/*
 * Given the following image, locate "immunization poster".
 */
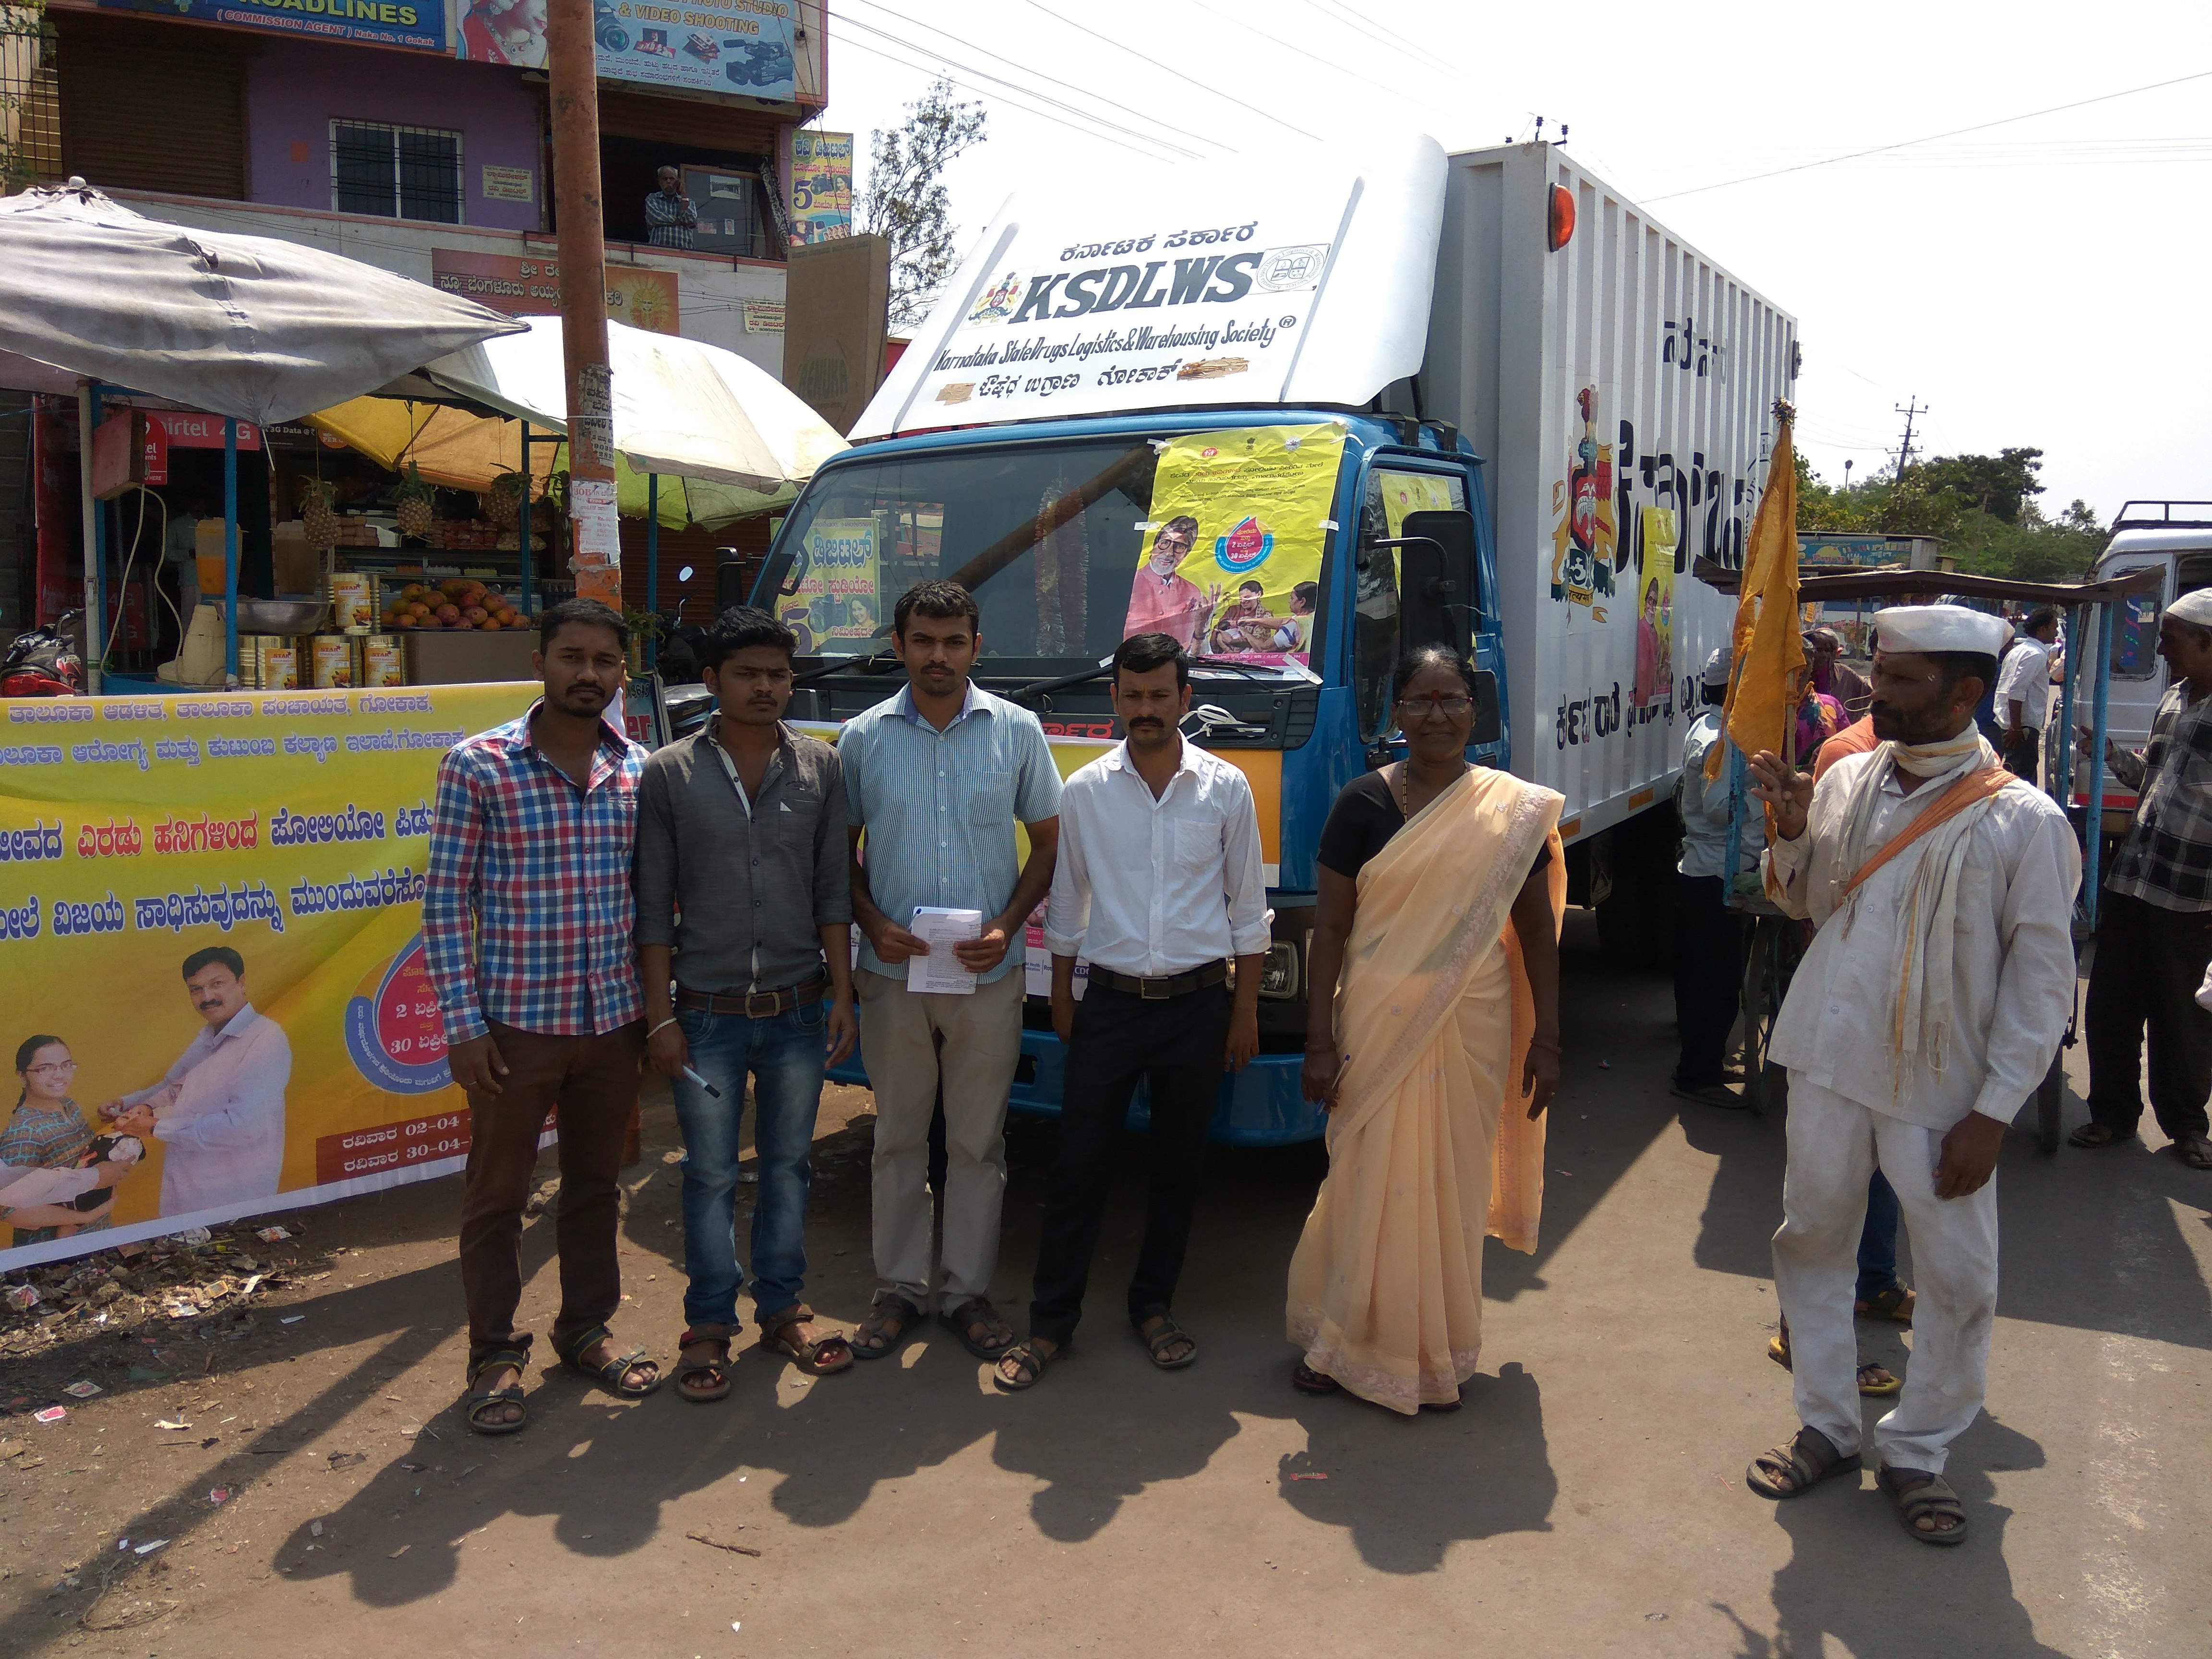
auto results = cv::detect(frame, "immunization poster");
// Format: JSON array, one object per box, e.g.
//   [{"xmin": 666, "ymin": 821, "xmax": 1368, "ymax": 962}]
[
  {"xmin": 775, "ymin": 517, "xmax": 880, "ymax": 654},
  {"xmin": 0, "ymin": 683, "xmax": 535, "ymax": 1270},
  {"xmin": 1125, "ymin": 423, "xmax": 1344, "ymax": 667}
]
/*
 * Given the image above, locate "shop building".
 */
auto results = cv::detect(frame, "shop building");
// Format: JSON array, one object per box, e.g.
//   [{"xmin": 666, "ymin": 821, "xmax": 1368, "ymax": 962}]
[{"xmin": 2, "ymin": 0, "xmax": 840, "ymax": 656}]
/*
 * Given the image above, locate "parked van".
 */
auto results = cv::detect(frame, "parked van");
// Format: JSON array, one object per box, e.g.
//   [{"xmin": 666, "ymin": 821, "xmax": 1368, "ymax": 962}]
[{"xmin": 2075, "ymin": 500, "xmax": 2212, "ymax": 808}]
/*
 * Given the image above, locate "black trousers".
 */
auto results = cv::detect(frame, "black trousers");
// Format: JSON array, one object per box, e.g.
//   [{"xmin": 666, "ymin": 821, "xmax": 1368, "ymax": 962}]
[
  {"xmin": 1027, "ymin": 981, "xmax": 1229, "ymax": 1344},
  {"xmin": 1673, "ymin": 873, "xmax": 1746, "ymax": 1088},
  {"xmin": 2002, "ymin": 726, "xmax": 2041, "ymax": 782},
  {"xmin": 2086, "ymin": 890, "xmax": 2212, "ymax": 1142}
]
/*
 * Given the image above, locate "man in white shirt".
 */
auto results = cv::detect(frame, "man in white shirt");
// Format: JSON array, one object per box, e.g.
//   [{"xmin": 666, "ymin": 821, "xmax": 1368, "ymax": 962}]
[
  {"xmin": 1996, "ymin": 606, "xmax": 2060, "ymax": 781},
  {"xmin": 106, "ymin": 947, "xmax": 291, "ymax": 1218},
  {"xmin": 1741, "ymin": 604, "xmax": 2079, "ymax": 1547},
  {"xmin": 993, "ymin": 633, "xmax": 1269, "ymax": 1391}
]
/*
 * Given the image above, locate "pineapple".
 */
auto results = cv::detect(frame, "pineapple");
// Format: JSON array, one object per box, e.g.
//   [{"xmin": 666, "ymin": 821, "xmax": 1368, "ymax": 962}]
[
  {"xmin": 299, "ymin": 478, "xmax": 339, "ymax": 553},
  {"xmin": 479, "ymin": 470, "xmax": 526, "ymax": 529},
  {"xmin": 395, "ymin": 463, "xmax": 436, "ymax": 542}
]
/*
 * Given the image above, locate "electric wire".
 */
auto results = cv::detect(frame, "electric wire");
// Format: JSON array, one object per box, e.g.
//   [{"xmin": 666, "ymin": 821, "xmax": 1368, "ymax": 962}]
[
  {"xmin": 1018, "ymin": 0, "xmax": 1323, "ymax": 142},
  {"xmin": 1178, "ymin": 0, "xmax": 1407, "ymax": 100},
  {"xmin": 831, "ymin": 22, "xmax": 1206, "ymax": 160},
  {"xmin": 838, "ymin": 0, "xmax": 1231, "ymax": 155},
  {"xmin": 1647, "ymin": 68, "xmax": 2212, "ymax": 201},
  {"xmin": 832, "ymin": 34, "xmax": 1197, "ymax": 163}
]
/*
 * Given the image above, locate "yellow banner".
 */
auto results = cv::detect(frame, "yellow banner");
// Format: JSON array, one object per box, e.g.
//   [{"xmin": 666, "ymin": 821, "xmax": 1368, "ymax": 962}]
[
  {"xmin": 0, "ymin": 683, "xmax": 537, "ymax": 1267},
  {"xmin": 1126, "ymin": 423, "xmax": 1344, "ymax": 666}
]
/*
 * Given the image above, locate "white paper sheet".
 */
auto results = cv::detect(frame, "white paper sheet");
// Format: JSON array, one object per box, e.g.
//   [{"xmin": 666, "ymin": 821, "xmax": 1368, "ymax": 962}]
[{"xmin": 907, "ymin": 907, "xmax": 983, "ymax": 995}]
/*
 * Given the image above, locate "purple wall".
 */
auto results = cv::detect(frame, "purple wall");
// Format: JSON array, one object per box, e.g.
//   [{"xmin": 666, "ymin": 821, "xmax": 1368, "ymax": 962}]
[{"xmin": 246, "ymin": 40, "xmax": 543, "ymax": 232}]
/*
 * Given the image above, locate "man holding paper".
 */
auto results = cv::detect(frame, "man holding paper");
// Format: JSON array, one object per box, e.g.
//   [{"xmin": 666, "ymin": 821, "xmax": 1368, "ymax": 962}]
[
  {"xmin": 842, "ymin": 580, "xmax": 1063, "ymax": 1364},
  {"xmin": 995, "ymin": 633, "xmax": 1268, "ymax": 1390}
]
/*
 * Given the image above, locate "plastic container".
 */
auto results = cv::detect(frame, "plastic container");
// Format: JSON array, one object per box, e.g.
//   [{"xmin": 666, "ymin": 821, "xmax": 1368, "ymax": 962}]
[{"xmin": 193, "ymin": 518, "xmax": 228, "ymax": 600}]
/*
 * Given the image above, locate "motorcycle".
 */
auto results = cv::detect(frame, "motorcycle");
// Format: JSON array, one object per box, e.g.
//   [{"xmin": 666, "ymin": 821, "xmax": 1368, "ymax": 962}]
[{"xmin": 1, "ymin": 611, "xmax": 86, "ymax": 697}]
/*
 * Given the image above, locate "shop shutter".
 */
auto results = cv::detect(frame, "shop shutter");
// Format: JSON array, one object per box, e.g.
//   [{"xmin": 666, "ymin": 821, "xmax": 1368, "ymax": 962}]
[{"xmin": 56, "ymin": 14, "xmax": 249, "ymax": 201}]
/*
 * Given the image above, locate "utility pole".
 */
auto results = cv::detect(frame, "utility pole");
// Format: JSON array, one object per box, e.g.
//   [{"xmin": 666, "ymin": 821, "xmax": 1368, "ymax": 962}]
[
  {"xmin": 1892, "ymin": 397, "xmax": 1926, "ymax": 481},
  {"xmin": 544, "ymin": 0, "xmax": 621, "ymax": 609}
]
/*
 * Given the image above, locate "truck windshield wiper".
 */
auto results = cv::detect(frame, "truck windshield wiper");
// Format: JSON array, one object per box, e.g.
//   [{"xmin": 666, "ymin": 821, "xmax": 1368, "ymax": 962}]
[
  {"xmin": 996, "ymin": 657, "xmax": 1116, "ymax": 706},
  {"xmin": 791, "ymin": 650, "xmax": 902, "ymax": 688}
]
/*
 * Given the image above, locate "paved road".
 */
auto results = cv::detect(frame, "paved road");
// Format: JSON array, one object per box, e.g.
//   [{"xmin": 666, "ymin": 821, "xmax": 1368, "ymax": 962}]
[{"xmin": 3, "ymin": 914, "xmax": 2207, "ymax": 1657}]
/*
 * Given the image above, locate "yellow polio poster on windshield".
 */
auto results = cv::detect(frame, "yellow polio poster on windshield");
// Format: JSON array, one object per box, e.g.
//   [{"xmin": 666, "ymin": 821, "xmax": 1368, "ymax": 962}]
[
  {"xmin": 0, "ymin": 683, "xmax": 536, "ymax": 1270},
  {"xmin": 1123, "ymin": 423, "xmax": 1344, "ymax": 667}
]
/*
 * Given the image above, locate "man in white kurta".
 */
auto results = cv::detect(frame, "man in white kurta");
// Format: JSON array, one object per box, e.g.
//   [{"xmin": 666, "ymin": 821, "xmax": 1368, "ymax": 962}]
[{"xmin": 1745, "ymin": 604, "xmax": 2080, "ymax": 1543}]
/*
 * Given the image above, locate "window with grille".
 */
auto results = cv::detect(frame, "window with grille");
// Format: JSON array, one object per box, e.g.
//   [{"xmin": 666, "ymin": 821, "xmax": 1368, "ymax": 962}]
[{"xmin": 330, "ymin": 121, "xmax": 462, "ymax": 223}]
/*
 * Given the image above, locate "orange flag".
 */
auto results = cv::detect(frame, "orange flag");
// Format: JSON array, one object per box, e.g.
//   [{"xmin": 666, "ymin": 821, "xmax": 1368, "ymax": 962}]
[{"xmin": 1706, "ymin": 405, "xmax": 1804, "ymax": 781}]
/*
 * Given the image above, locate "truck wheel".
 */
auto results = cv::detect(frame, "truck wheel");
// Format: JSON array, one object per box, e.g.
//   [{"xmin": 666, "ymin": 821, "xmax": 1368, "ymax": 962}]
[{"xmin": 1594, "ymin": 876, "xmax": 1675, "ymax": 970}]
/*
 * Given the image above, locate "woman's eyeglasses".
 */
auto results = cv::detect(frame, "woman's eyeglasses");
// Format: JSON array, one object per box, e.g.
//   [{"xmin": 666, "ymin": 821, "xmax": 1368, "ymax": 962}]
[
  {"xmin": 1395, "ymin": 694, "xmax": 1475, "ymax": 720},
  {"xmin": 22, "ymin": 1060, "xmax": 77, "ymax": 1077}
]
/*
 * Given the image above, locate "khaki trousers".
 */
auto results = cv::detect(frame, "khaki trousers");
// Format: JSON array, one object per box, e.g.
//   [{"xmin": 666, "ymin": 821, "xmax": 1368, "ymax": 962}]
[{"xmin": 856, "ymin": 966, "xmax": 1024, "ymax": 1306}]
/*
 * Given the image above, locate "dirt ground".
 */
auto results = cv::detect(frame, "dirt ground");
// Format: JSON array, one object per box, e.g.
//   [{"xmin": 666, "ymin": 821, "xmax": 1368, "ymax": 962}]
[{"xmin": 2, "ymin": 913, "xmax": 2208, "ymax": 1658}]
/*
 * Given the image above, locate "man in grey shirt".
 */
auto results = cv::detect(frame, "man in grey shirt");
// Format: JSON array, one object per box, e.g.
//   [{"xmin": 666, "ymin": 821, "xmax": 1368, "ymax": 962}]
[{"xmin": 636, "ymin": 606, "xmax": 857, "ymax": 1402}]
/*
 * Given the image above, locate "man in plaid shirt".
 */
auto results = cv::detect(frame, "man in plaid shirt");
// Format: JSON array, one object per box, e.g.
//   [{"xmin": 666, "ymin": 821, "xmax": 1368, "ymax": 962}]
[
  {"xmin": 425, "ymin": 598, "xmax": 661, "ymax": 1431},
  {"xmin": 2075, "ymin": 589, "xmax": 2212, "ymax": 1170}
]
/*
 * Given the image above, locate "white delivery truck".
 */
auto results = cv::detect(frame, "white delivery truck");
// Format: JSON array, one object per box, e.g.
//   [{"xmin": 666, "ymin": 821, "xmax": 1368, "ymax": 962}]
[{"xmin": 760, "ymin": 136, "xmax": 1798, "ymax": 1140}]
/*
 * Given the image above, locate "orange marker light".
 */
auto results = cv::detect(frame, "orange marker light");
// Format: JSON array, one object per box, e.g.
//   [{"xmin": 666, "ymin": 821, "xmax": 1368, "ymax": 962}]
[{"xmin": 1548, "ymin": 184, "xmax": 1576, "ymax": 252}]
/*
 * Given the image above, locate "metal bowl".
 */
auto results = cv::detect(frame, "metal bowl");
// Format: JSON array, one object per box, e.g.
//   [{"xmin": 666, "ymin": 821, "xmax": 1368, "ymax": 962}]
[{"xmin": 233, "ymin": 598, "xmax": 327, "ymax": 632}]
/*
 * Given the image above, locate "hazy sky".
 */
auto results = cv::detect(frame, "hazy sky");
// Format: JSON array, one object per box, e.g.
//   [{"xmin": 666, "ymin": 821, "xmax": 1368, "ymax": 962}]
[{"xmin": 814, "ymin": 0, "xmax": 2211, "ymax": 524}]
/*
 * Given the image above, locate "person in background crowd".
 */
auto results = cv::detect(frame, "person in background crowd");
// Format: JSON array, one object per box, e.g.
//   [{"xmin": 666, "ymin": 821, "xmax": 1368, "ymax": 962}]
[
  {"xmin": 1806, "ymin": 628, "xmax": 1872, "ymax": 718},
  {"xmin": 646, "ymin": 166, "xmax": 698, "ymax": 250},
  {"xmin": 637, "ymin": 606, "xmax": 859, "ymax": 1404},
  {"xmin": 1996, "ymin": 607, "xmax": 2061, "ymax": 783},
  {"xmin": 2072, "ymin": 589, "xmax": 2212, "ymax": 1171},
  {"xmin": 426, "ymin": 598, "xmax": 659, "ymax": 1435},
  {"xmin": 1795, "ymin": 680, "xmax": 1850, "ymax": 767},
  {"xmin": 842, "ymin": 580, "xmax": 1062, "ymax": 1364},
  {"xmin": 1745, "ymin": 604, "xmax": 2079, "ymax": 1546},
  {"xmin": 993, "ymin": 633, "xmax": 1268, "ymax": 1391},
  {"xmin": 1672, "ymin": 646, "xmax": 1762, "ymax": 1109},
  {"xmin": 105, "ymin": 947, "xmax": 290, "ymax": 1218},
  {"xmin": 2, "ymin": 1036, "xmax": 103, "ymax": 1245},
  {"xmin": 1288, "ymin": 645, "xmax": 1565, "ymax": 1414}
]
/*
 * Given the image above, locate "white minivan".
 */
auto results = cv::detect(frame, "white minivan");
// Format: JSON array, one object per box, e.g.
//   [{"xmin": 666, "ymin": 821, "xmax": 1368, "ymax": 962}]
[{"xmin": 2072, "ymin": 501, "xmax": 2212, "ymax": 810}]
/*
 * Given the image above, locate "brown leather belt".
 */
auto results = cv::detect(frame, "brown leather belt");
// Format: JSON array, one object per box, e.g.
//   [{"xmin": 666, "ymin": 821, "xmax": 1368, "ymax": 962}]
[
  {"xmin": 676, "ymin": 976, "xmax": 829, "ymax": 1019},
  {"xmin": 1086, "ymin": 960, "xmax": 1228, "ymax": 1000}
]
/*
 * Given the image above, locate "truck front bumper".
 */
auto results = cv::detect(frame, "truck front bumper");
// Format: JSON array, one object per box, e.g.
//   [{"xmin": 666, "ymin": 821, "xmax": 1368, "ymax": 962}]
[{"xmin": 826, "ymin": 1030, "xmax": 1326, "ymax": 1147}]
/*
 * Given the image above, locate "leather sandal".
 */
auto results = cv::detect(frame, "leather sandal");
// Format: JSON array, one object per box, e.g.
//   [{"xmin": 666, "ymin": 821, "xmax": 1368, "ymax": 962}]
[
  {"xmin": 851, "ymin": 1292, "xmax": 924, "ymax": 1361},
  {"xmin": 557, "ymin": 1324, "xmax": 661, "ymax": 1398},
  {"xmin": 1746, "ymin": 1426, "xmax": 1861, "ymax": 1500},
  {"xmin": 674, "ymin": 1325, "xmax": 734, "ymax": 1403},
  {"xmin": 465, "ymin": 1347, "xmax": 530, "ymax": 1436},
  {"xmin": 758, "ymin": 1305, "xmax": 854, "ymax": 1374},
  {"xmin": 1878, "ymin": 1466, "xmax": 1969, "ymax": 1545}
]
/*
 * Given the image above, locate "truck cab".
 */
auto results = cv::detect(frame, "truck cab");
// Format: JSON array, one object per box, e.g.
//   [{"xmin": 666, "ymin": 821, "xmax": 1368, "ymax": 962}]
[{"xmin": 756, "ymin": 407, "xmax": 1503, "ymax": 1144}]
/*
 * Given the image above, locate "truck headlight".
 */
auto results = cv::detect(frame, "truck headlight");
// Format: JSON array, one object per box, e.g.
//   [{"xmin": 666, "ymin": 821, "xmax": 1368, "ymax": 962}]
[{"xmin": 1258, "ymin": 939, "xmax": 1300, "ymax": 1000}]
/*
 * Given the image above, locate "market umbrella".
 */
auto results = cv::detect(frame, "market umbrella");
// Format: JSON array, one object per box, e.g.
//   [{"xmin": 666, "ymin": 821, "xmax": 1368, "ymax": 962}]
[
  {"xmin": 419, "ymin": 315, "xmax": 845, "ymax": 494},
  {"xmin": 0, "ymin": 182, "xmax": 526, "ymax": 424}
]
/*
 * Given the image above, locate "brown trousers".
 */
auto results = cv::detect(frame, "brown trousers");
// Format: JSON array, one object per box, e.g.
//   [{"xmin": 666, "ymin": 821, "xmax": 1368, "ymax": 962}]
[{"xmin": 458, "ymin": 1019, "xmax": 644, "ymax": 1374}]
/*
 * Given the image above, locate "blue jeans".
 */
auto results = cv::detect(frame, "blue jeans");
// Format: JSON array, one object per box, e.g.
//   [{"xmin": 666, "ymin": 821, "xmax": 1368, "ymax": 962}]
[
  {"xmin": 1856, "ymin": 1168, "xmax": 1902, "ymax": 1302},
  {"xmin": 672, "ymin": 998, "xmax": 828, "ymax": 1329}
]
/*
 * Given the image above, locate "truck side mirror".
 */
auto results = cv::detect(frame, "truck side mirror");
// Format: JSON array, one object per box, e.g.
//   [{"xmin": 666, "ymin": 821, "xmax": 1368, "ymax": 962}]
[
  {"xmin": 1469, "ymin": 667, "xmax": 1502, "ymax": 745},
  {"xmin": 1395, "ymin": 508, "xmax": 1480, "ymax": 657}
]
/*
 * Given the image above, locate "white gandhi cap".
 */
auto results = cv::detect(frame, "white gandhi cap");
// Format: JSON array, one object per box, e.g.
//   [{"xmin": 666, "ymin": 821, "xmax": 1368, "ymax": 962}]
[
  {"xmin": 1872, "ymin": 603, "xmax": 2011, "ymax": 657},
  {"xmin": 2169, "ymin": 588, "xmax": 2212, "ymax": 626}
]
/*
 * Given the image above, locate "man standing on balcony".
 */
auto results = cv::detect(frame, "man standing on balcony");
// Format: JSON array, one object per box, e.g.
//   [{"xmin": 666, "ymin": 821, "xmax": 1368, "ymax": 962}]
[{"xmin": 646, "ymin": 166, "xmax": 698, "ymax": 250}]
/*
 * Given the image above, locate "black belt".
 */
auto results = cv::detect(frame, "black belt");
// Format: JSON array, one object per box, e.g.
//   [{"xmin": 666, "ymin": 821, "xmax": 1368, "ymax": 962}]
[
  {"xmin": 1086, "ymin": 961, "xmax": 1228, "ymax": 1000},
  {"xmin": 677, "ymin": 976, "xmax": 829, "ymax": 1019}
]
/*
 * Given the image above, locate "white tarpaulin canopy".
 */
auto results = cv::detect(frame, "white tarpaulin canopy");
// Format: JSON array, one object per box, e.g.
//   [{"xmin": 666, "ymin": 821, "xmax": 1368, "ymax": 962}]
[
  {"xmin": 420, "ymin": 315, "xmax": 847, "ymax": 494},
  {"xmin": 0, "ymin": 183, "xmax": 527, "ymax": 424}
]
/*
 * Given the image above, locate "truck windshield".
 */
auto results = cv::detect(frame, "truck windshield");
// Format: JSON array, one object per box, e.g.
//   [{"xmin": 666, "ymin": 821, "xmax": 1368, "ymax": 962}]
[{"xmin": 771, "ymin": 432, "xmax": 1330, "ymax": 672}]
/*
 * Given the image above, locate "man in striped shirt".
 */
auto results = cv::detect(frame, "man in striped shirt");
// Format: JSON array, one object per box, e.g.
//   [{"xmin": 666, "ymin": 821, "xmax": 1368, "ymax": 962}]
[
  {"xmin": 842, "ymin": 580, "xmax": 1062, "ymax": 1364},
  {"xmin": 425, "ymin": 598, "xmax": 660, "ymax": 1432}
]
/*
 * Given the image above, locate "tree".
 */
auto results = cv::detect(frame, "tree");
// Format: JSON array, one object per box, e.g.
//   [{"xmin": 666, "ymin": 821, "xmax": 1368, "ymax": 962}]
[
  {"xmin": 860, "ymin": 80, "xmax": 988, "ymax": 330},
  {"xmin": 1913, "ymin": 448, "xmax": 2045, "ymax": 525}
]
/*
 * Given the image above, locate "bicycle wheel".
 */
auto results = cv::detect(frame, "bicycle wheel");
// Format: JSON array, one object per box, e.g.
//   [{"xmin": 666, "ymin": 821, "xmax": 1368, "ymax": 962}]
[{"xmin": 1739, "ymin": 915, "xmax": 1775, "ymax": 1113}]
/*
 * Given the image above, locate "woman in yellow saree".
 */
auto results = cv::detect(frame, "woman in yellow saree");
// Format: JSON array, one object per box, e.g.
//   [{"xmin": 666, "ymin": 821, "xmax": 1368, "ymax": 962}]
[{"xmin": 1288, "ymin": 646, "xmax": 1565, "ymax": 1413}]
